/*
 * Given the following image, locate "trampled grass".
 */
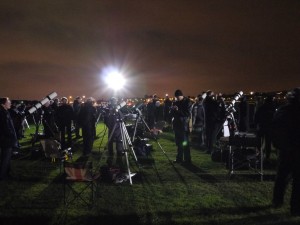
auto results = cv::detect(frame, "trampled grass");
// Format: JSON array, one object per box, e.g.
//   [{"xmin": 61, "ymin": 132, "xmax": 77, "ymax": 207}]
[{"xmin": 0, "ymin": 122, "xmax": 299, "ymax": 225}]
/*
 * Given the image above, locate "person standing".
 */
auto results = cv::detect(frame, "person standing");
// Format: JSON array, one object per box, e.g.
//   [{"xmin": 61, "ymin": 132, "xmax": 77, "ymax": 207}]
[
  {"xmin": 73, "ymin": 96, "xmax": 82, "ymax": 139},
  {"xmin": 254, "ymin": 96, "xmax": 276, "ymax": 161},
  {"xmin": 42, "ymin": 101, "xmax": 57, "ymax": 138},
  {"xmin": 238, "ymin": 95, "xmax": 249, "ymax": 132},
  {"xmin": 204, "ymin": 90, "xmax": 219, "ymax": 154},
  {"xmin": 192, "ymin": 93, "xmax": 206, "ymax": 147},
  {"xmin": 104, "ymin": 97, "xmax": 125, "ymax": 169},
  {"xmin": 146, "ymin": 95, "xmax": 157, "ymax": 129},
  {"xmin": 163, "ymin": 94, "xmax": 173, "ymax": 124},
  {"xmin": 56, "ymin": 97, "xmax": 74, "ymax": 149},
  {"xmin": 78, "ymin": 97, "xmax": 97, "ymax": 156},
  {"xmin": 0, "ymin": 97, "xmax": 18, "ymax": 180},
  {"xmin": 170, "ymin": 89, "xmax": 193, "ymax": 164},
  {"xmin": 272, "ymin": 87, "xmax": 300, "ymax": 216}
]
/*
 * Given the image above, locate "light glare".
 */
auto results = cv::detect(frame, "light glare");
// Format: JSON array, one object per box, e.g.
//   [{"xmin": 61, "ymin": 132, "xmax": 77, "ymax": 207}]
[{"xmin": 104, "ymin": 70, "xmax": 125, "ymax": 91}]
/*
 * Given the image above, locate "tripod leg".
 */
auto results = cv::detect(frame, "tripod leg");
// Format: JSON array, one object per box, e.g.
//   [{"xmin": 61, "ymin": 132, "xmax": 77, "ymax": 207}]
[
  {"xmin": 124, "ymin": 151, "xmax": 132, "ymax": 185},
  {"xmin": 140, "ymin": 116, "xmax": 167, "ymax": 155},
  {"xmin": 32, "ymin": 118, "xmax": 43, "ymax": 147},
  {"xmin": 121, "ymin": 122, "xmax": 138, "ymax": 162},
  {"xmin": 131, "ymin": 115, "xmax": 139, "ymax": 142},
  {"xmin": 119, "ymin": 122, "xmax": 133, "ymax": 185},
  {"xmin": 98, "ymin": 126, "xmax": 107, "ymax": 152}
]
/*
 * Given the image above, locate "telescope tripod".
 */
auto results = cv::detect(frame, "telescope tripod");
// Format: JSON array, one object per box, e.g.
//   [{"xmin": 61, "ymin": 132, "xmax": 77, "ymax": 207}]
[{"xmin": 106, "ymin": 115, "xmax": 138, "ymax": 185}]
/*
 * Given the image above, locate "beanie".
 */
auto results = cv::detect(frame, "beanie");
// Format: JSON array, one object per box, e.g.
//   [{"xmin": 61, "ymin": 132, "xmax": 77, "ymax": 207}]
[{"xmin": 174, "ymin": 89, "xmax": 183, "ymax": 97}]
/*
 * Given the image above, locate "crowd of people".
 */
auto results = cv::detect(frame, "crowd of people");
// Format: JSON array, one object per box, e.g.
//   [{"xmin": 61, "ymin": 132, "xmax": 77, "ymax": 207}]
[{"xmin": 0, "ymin": 87, "xmax": 300, "ymax": 216}]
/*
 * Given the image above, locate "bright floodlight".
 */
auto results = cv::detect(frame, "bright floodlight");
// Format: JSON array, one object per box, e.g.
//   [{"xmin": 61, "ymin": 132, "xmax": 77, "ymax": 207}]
[{"xmin": 104, "ymin": 70, "xmax": 126, "ymax": 91}]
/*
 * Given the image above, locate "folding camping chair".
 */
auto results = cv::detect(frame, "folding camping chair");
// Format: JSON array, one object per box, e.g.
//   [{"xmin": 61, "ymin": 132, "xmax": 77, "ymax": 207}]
[{"xmin": 63, "ymin": 161, "xmax": 100, "ymax": 208}]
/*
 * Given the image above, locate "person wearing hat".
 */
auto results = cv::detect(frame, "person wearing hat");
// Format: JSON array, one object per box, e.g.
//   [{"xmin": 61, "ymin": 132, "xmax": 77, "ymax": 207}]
[
  {"xmin": 272, "ymin": 87, "xmax": 300, "ymax": 216},
  {"xmin": 170, "ymin": 89, "xmax": 193, "ymax": 164}
]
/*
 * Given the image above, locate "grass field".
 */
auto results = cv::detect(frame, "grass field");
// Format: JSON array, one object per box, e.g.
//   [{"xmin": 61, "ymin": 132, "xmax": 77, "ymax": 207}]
[{"xmin": 0, "ymin": 122, "xmax": 299, "ymax": 225}]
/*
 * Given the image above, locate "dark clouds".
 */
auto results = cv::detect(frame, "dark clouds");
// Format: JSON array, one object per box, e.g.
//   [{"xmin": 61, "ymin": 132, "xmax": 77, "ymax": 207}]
[{"xmin": 1, "ymin": 0, "xmax": 300, "ymax": 100}]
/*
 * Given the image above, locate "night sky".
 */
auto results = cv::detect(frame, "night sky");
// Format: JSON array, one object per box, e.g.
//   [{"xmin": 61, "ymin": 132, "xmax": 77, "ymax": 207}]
[{"xmin": 1, "ymin": 1, "xmax": 300, "ymax": 100}]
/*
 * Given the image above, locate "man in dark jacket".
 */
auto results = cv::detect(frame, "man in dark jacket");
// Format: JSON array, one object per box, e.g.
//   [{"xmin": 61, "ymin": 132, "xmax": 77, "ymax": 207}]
[
  {"xmin": 238, "ymin": 96, "xmax": 249, "ymax": 132},
  {"xmin": 170, "ymin": 89, "xmax": 193, "ymax": 164},
  {"xmin": 104, "ymin": 97, "xmax": 125, "ymax": 169},
  {"xmin": 78, "ymin": 97, "xmax": 97, "ymax": 156},
  {"xmin": 272, "ymin": 87, "xmax": 300, "ymax": 216},
  {"xmin": 192, "ymin": 93, "xmax": 206, "ymax": 147},
  {"xmin": 254, "ymin": 96, "xmax": 276, "ymax": 161},
  {"xmin": 72, "ymin": 96, "xmax": 82, "ymax": 138},
  {"xmin": 56, "ymin": 97, "xmax": 74, "ymax": 149},
  {"xmin": 204, "ymin": 90, "xmax": 220, "ymax": 154},
  {"xmin": 42, "ymin": 101, "xmax": 57, "ymax": 138},
  {"xmin": 146, "ymin": 95, "xmax": 157, "ymax": 129},
  {"xmin": 0, "ymin": 97, "xmax": 18, "ymax": 180}
]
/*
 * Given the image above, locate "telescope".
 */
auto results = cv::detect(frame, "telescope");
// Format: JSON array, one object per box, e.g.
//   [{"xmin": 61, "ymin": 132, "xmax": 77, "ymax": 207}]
[
  {"xmin": 28, "ymin": 92, "xmax": 58, "ymax": 114},
  {"xmin": 226, "ymin": 91, "xmax": 243, "ymax": 114},
  {"xmin": 113, "ymin": 101, "xmax": 127, "ymax": 111}
]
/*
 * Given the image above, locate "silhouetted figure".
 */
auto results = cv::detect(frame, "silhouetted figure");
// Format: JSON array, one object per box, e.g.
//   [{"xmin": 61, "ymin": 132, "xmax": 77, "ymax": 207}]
[
  {"xmin": 170, "ymin": 89, "xmax": 193, "ymax": 164},
  {"xmin": 56, "ymin": 97, "xmax": 73, "ymax": 149},
  {"xmin": 146, "ymin": 95, "xmax": 157, "ymax": 129},
  {"xmin": 9, "ymin": 103, "xmax": 25, "ymax": 140},
  {"xmin": 42, "ymin": 101, "xmax": 57, "ymax": 139},
  {"xmin": 78, "ymin": 97, "xmax": 97, "ymax": 156},
  {"xmin": 215, "ymin": 93, "xmax": 226, "ymax": 139},
  {"xmin": 73, "ymin": 96, "xmax": 82, "ymax": 138},
  {"xmin": 104, "ymin": 97, "xmax": 125, "ymax": 169},
  {"xmin": 254, "ymin": 96, "xmax": 276, "ymax": 161},
  {"xmin": 204, "ymin": 90, "xmax": 219, "ymax": 154},
  {"xmin": 272, "ymin": 87, "xmax": 300, "ymax": 216},
  {"xmin": 192, "ymin": 93, "xmax": 206, "ymax": 147},
  {"xmin": 0, "ymin": 97, "xmax": 18, "ymax": 180},
  {"xmin": 238, "ymin": 96, "xmax": 249, "ymax": 132},
  {"xmin": 163, "ymin": 94, "xmax": 172, "ymax": 124}
]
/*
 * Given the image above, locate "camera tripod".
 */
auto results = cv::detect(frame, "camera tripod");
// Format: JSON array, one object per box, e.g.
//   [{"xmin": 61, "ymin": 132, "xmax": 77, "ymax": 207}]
[{"xmin": 106, "ymin": 111, "xmax": 138, "ymax": 185}]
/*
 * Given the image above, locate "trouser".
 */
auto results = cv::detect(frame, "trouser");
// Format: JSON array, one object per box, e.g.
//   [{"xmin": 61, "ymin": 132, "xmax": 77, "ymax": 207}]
[
  {"xmin": 0, "ymin": 147, "xmax": 12, "ymax": 179},
  {"xmin": 258, "ymin": 132, "xmax": 272, "ymax": 160},
  {"xmin": 206, "ymin": 122, "xmax": 220, "ymax": 153},
  {"xmin": 174, "ymin": 130, "xmax": 191, "ymax": 162},
  {"xmin": 82, "ymin": 126, "xmax": 95, "ymax": 155},
  {"xmin": 74, "ymin": 120, "xmax": 81, "ymax": 137},
  {"xmin": 273, "ymin": 151, "xmax": 300, "ymax": 214},
  {"xmin": 59, "ymin": 123, "xmax": 72, "ymax": 149}
]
